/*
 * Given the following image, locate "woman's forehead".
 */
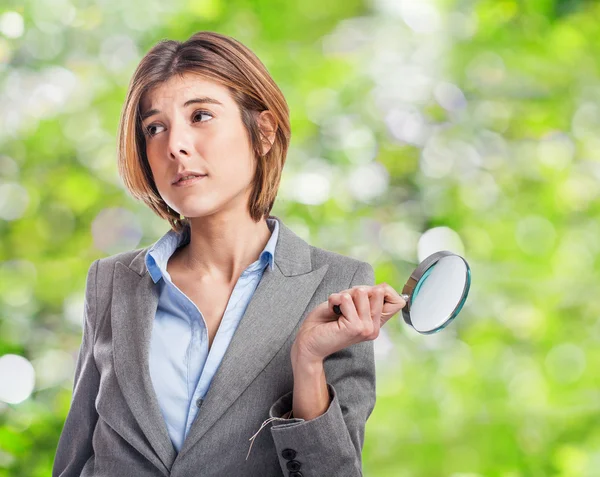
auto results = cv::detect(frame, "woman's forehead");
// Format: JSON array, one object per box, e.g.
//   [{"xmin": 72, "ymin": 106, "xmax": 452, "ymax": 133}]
[{"xmin": 141, "ymin": 74, "xmax": 230, "ymax": 109}]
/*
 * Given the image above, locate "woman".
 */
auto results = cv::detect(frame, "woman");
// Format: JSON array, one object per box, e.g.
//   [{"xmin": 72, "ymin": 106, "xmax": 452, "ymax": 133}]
[{"xmin": 53, "ymin": 31, "xmax": 406, "ymax": 477}]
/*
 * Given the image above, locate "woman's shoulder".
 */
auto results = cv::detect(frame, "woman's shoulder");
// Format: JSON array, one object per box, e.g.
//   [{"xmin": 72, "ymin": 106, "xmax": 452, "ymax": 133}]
[
  {"xmin": 83, "ymin": 246, "xmax": 150, "ymax": 313},
  {"xmin": 276, "ymin": 218, "xmax": 373, "ymax": 279},
  {"xmin": 86, "ymin": 246, "xmax": 150, "ymax": 293},
  {"xmin": 308, "ymin": 243, "xmax": 374, "ymax": 280},
  {"xmin": 94, "ymin": 246, "xmax": 148, "ymax": 271}
]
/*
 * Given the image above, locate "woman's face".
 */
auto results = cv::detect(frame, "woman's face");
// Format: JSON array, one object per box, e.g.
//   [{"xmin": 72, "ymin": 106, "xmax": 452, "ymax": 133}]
[{"xmin": 140, "ymin": 72, "xmax": 270, "ymax": 220}]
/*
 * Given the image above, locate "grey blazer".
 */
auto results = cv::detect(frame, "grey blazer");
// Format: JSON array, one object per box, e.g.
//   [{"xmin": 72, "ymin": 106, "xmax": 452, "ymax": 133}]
[{"xmin": 53, "ymin": 216, "xmax": 377, "ymax": 477}]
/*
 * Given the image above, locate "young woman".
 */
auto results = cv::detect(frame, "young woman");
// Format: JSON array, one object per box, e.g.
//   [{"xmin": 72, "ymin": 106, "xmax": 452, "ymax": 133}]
[{"xmin": 53, "ymin": 31, "xmax": 406, "ymax": 477}]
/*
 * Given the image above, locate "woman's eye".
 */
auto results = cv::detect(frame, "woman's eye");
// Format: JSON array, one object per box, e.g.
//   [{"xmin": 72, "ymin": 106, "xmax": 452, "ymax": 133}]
[
  {"xmin": 193, "ymin": 110, "xmax": 213, "ymax": 122},
  {"xmin": 145, "ymin": 124, "xmax": 165, "ymax": 137},
  {"xmin": 144, "ymin": 111, "xmax": 212, "ymax": 137}
]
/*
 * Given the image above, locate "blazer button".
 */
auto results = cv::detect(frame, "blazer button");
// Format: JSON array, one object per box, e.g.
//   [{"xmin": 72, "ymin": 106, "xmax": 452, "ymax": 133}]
[
  {"xmin": 286, "ymin": 460, "xmax": 301, "ymax": 471},
  {"xmin": 196, "ymin": 398, "xmax": 203, "ymax": 408},
  {"xmin": 289, "ymin": 472, "xmax": 303, "ymax": 477},
  {"xmin": 281, "ymin": 448, "xmax": 296, "ymax": 460}
]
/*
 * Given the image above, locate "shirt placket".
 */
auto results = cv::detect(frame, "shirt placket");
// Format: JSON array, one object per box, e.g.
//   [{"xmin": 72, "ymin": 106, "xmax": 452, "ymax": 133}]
[{"xmin": 174, "ymin": 292, "xmax": 207, "ymax": 438}]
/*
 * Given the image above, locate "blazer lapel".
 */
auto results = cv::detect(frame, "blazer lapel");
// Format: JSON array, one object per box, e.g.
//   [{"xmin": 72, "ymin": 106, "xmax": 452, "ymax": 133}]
[
  {"xmin": 111, "ymin": 261, "xmax": 177, "ymax": 473},
  {"xmin": 176, "ymin": 216, "xmax": 329, "ymax": 459}
]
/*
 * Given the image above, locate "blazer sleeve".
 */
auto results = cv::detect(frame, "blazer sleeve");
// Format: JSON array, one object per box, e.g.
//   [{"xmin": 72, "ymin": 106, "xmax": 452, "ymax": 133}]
[
  {"xmin": 267, "ymin": 261, "xmax": 376, "ymax": 477},
  {"xmin": 53, "ymin": 259, "xmax": 101, "ymax": 477}
]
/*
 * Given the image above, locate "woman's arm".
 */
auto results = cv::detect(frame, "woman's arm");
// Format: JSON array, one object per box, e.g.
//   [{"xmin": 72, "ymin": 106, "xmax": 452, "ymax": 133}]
[
  {"xmin": 290, "ymin": 358, "xmax": 330, "ymax": 421},
  {"xmin": 53, "ymin": 259, "xmax": 101, "ymax": 477},
  {"xmin": 267, "ymin": 261, "xmax": 377, "ymax": 477}
]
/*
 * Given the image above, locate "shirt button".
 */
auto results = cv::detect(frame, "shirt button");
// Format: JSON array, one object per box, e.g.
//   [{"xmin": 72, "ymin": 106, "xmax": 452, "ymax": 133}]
[{"xmin": 196, "ymin": 398, "xmax": 203, "ymax": 408}]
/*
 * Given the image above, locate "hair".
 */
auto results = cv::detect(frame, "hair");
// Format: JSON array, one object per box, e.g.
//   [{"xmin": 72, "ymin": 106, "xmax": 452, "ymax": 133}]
[{"xmin": 116, "ymin": 31, "xmax": 291, "ymax": 234}]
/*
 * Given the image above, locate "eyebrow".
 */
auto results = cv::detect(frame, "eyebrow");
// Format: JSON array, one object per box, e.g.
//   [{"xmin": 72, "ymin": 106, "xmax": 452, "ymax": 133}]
[{"xmin": 140, "ymin": 97, "xmax": 224, "ymax": 122}]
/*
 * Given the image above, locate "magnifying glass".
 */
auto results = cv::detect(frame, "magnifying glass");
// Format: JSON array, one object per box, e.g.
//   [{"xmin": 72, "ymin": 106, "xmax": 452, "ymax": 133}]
[{"xmin": 333, "ymin": 251, "xmax": 471, "ymax": 334}]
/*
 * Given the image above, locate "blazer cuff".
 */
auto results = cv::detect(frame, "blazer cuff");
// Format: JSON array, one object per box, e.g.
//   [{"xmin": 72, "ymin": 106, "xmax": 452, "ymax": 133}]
[
  {"xmin": 268, "ymin": 383, "xmax": 338, "ymax": 427},
  {"xmin": 267, "ymin": 390, "xmax": 305, "ymax": 426},
  {"xmin": 268, "ymin": 383, "xmax": 362, "ymax": 476}
]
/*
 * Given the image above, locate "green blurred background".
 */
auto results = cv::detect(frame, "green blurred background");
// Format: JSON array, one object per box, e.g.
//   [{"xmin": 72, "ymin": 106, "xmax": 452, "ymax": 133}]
[{"xmin": 1, "ymin": 0, "xmax": 599, "ymax": 475}]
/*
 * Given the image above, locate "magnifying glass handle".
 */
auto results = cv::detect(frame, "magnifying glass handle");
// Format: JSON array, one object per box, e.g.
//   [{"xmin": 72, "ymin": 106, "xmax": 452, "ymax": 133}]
[{"xmin": 333, "ymin": 294, "xmax": 410, "ymax": 315}]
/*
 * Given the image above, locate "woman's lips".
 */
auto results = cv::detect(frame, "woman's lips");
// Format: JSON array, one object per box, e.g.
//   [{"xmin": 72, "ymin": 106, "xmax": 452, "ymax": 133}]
[{"xmin": 173, "ymin": 175, "xmax": 207, "ymax": 187}]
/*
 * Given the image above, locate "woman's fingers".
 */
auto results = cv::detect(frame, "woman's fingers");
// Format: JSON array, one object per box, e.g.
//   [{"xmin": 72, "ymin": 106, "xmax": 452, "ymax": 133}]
[
  {"xmin": 369, "ymin": 287, "xmax": 385, "ymax": 334},
  {"xmin": 329, "ymin": 286, "xmax": 384, "ymax": 340},
  {"xmin": 378, "ymin": 282, "xmax": 406, "ymax": 308},
  {"xmin": 329, "ymin": 290, "xmax": 369, "ymax": 337},
  {"xmin": 329, "ymin": 292, "xmax": 358, "ymax": 324},
  {"xmin": 331, "ymin": 282, "xmax": 406, "ymax": 327},
  {"xmin": 354, "ymin": 287, "xmax": 374, "ymax": 338},
  {"xmin": 377, "ymin": 283, "xmax": 406, "ymax": 324}
]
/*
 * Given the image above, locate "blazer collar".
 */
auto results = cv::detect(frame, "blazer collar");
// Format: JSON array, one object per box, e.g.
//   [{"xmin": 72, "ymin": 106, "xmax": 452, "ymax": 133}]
[
  {"xmin": 110, "ymin": 214, "xmax": 329, "ymax": 471},
  {"xmin": 129, "ymin": 215, "xmax": 313, "ymax": 278},
  {"xmin": 144, "ymin": 217, "xmax": 279, "ymax": 284}
]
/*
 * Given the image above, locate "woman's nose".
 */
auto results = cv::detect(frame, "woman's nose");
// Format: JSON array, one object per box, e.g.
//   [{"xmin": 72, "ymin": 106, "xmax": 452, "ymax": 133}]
[
  {"xmin": 168, "ymin": 125, "xmax": 193, "ymax": 159},
  {"xmin": 170, "ymin": 146, "xmax": 189, "ymax": 158}
]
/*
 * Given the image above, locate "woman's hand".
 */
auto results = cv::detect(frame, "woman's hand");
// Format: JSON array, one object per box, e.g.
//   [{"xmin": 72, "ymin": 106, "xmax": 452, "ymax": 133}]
[{"xmin": 291, "ymin": 283, "xmax": 407, "ymax": 365}]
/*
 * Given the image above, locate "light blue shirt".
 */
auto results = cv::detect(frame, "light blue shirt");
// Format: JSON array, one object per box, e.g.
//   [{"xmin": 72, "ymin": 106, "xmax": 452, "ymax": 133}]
[{"xmin": 144, "ymin": 218, "xmax": 279, "ymax": 452}]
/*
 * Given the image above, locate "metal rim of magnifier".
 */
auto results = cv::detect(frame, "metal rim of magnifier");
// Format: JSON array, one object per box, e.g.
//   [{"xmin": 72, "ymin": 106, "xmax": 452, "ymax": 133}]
[{"xmin": 400, "ymin": 250, "xmax": 471, "ymax": 335}]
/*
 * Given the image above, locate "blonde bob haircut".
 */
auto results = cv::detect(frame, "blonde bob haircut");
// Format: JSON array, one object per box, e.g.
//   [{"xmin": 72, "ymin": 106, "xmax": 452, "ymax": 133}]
[{"xmin": 117, "ymin": 31, "xmax": 291, "ymax": 234}]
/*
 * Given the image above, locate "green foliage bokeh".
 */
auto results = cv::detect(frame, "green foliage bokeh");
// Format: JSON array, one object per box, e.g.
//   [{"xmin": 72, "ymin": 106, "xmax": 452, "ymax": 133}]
[{"xmin": 0, "ymin": 0, "xmax": 599, "ymax": 476}]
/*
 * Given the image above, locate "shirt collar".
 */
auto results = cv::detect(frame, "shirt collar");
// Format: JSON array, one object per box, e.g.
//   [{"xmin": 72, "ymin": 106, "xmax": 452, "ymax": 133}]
[{"xmin": 145, "ymin": 218, "xmax": 279, "ymax": 284}]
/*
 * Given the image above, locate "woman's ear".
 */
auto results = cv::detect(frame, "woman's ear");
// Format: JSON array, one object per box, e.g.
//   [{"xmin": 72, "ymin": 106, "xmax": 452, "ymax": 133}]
[{"xmin": 257, "ymin": 110, "xmax": 277, "ymax": 156}]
